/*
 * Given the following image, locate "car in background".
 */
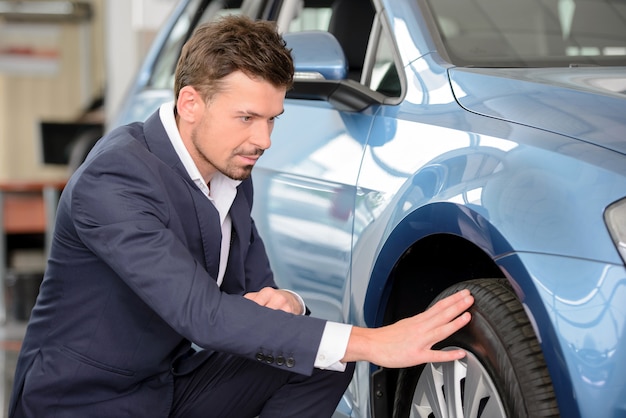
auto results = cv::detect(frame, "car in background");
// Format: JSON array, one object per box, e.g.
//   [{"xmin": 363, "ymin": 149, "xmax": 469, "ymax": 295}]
[{"xmin": 112, "ymin": 0, "xmax": 626, "ymax": 417}]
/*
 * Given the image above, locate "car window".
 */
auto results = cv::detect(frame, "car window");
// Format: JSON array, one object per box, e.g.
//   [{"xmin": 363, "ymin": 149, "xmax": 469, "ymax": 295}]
[
  {"xmin": 148, "ymin": 0, "xmax": 249, "ymax": 90},
  {"xmin": 426, "ymin": 0, "xmax": 626, "ymax": 67},
  {"xmin": 148, "ymin": 0, "xmax": 403, "ymax": 97},
  {"xmin": 285, "ymin": 5, "xmax": 332, "ymax": 31},
  {"xmin": 368, "ymin": 28, "xmax": 402, "ymax": 97},
  {"xmin": 279, "ymin": 0, "xmax": 403, "ymax": 97}
]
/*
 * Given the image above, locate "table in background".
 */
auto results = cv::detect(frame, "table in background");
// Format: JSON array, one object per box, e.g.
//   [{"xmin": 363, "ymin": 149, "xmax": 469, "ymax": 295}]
[{"xmin": 0, "ymin": 180, "xmax": 66, "ymax": 322}]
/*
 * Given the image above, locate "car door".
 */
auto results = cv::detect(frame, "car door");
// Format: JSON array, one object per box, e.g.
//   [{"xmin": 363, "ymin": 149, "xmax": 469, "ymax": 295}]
[{"xmin": 251, "ymin": 0, "xmax": 396, "ymax": 324}]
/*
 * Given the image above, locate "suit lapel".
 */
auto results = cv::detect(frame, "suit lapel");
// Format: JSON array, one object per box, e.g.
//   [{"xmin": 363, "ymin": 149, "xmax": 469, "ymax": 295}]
[
  {"xmin": 142, "ymin": 111, "xmax": 222, "ymax": 280},
  {"xmin": 219, "ymin": 184, "xmax": 251, "ymax": 294},
  {"xmin": 189, "ymin": 187, "xmax": 222, "ymax": 280}
]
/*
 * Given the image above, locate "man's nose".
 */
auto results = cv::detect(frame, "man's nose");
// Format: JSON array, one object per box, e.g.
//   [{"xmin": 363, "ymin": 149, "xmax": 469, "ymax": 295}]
[{"xmin": 253, "ymin": 122, "xmax": 272, "ymax": 150}]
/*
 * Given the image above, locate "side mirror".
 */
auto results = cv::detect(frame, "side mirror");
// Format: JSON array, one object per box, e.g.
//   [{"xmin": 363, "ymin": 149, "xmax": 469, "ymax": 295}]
[
  {"xmin": 284, "ymin": 31, "xmax": 348, "ymax": 81},
  {"xmin": 283, "ymin": 31, "xmax": 385, "ymax": 111}
]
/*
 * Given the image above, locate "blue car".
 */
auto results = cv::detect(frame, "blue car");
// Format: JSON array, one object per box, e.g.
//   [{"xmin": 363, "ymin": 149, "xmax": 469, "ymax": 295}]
[{"xmin": 112, "ymin": 0, "xmax": 626, "ymax": 417}]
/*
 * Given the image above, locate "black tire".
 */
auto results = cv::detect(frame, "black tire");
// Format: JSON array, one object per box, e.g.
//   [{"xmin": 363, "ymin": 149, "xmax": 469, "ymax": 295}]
[{"xmin": 393, "ymin": 278, "xmax": 560, "ymax": 418}]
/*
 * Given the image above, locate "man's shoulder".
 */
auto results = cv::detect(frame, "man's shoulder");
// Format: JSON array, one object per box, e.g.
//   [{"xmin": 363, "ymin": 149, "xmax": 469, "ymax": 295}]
[{"xmin": 104, "ymin": 110, "xmax": 163, "ymax": 148}]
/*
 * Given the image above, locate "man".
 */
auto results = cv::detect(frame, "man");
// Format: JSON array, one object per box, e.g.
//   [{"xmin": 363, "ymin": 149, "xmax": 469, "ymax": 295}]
[{"xmin": 9, "ymin": 15, "xmax": 473, "ymax": 417}]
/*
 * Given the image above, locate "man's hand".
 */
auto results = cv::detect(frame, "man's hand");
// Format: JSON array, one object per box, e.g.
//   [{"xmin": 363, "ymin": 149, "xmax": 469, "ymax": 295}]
[
  {"xmin": 244, "ymin": 287, "xmax": 304, "ymax": 315},
  {"xmin": 343, "ymin": 289, "xmax": 474, "ymax": 368}
]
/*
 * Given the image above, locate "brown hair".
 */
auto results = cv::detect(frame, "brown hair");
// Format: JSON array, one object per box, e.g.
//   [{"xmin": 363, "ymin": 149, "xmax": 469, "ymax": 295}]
[{"xmin": 174, "ymin": 15, "xmax": 294, "ymax": 105}]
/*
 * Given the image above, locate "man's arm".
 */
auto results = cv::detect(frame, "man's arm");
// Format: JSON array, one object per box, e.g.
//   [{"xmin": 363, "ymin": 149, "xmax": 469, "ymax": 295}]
[
  {"xmin": 343, "ymin": 289, "xmax": 473, "ymax": 367},
  {"xmin": 245, "ymin": 287, "xmax": 474, "ymax": 368}
]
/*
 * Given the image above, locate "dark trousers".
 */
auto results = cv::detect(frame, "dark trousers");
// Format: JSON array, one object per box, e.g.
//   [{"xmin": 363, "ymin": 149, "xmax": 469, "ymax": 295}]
[{"xmin": 170, "ymin": 351, "xmax": 356, "ymax": 418}]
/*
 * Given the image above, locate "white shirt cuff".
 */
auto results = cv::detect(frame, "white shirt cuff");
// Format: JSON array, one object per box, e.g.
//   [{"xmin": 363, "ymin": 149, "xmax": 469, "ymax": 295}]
[
  {"xmin": 282, "ymin": 289, "xmax": 306, "ymax": 315},
  {"xmin": 314, "ymin": 321, "xmax": 352, "ymax": 371}
]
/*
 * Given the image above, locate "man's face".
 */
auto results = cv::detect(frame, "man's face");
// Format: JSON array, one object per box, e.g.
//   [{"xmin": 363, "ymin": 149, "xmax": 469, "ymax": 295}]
[{"xmin": 188, "ymin": 71, "xmax": 286, "ymax": 182}]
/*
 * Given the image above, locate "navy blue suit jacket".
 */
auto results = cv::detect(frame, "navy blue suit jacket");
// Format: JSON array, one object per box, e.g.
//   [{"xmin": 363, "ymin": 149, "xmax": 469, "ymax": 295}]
[{"xmin": 9, "ymin": 111, "xmax": 327, "ymax": 417}]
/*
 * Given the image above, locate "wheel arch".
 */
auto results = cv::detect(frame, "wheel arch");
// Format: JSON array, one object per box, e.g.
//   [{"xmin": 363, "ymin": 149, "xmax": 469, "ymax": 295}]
[
  {"xmin": 363, "ymin": 201, "xmax": 510, "ymax": 328},
  {"xmin": 362, "ymin": 201, "xmax": 581, "ymax": 418}
]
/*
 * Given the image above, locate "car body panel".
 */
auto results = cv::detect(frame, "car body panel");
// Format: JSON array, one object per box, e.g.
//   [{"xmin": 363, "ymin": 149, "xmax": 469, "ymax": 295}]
[
  {"xmin": 253, "ymin": 99, "xmax": 377, "ymax": 323},
  {"xmin": 449, "ymin": 67, "xmax": 626, "ymax": 154}
]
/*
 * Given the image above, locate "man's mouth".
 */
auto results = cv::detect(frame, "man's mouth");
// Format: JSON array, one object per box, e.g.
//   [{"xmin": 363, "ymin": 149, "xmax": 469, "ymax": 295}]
[{"xmin": 237, "ymin": 149, "xmax": 264, "ymax": 164}]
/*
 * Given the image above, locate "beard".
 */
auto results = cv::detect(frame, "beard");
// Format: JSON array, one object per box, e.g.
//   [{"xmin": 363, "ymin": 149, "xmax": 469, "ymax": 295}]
[
  {"xmin": 224, "ymin": 161, "xmax": 254, "ymax": 181},
  {"xmin": 189, "ymin": 127, "xmax": 261, "ymax": 181}
]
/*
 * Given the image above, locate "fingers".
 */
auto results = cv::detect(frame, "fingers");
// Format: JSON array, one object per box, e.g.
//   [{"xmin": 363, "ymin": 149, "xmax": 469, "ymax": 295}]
[
  {"xmin": 243, "ymin": 287, "xmax": 301, "ymax": 314},
  {"xmin": 428, "ymin": 311, "xmax": 472, "ymax": 347},
  {"xmin": 425, "ymin": 289, "xmax": 473, "ymax": 319},
  {"xmin": 243, "ymin": 288, "xmax": 275, "ymax": 308},
  {"xmin": 425, "ymin": 347, "xmax": 467, "ymax": 363},
  {"xmin": 414, "ymin": 290, "xmax": 473, "ymax": 346},
  {"xmin": 243, "ymin": 288, "xmax": 270, "ymax": 305},
  {"xmin": 420, "ymin": 290, "xmax": 473, "ymax": 326}
]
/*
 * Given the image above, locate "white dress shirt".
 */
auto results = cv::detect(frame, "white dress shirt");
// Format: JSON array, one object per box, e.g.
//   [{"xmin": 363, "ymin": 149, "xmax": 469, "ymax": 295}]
[{"xmin": 159, "ymin": 102, "xmax": 351, "ymax": 371}]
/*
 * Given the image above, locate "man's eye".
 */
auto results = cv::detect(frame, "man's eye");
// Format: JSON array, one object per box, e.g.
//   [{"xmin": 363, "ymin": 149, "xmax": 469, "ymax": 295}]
[{"xmin": 241, "ymin": 116, "xmax": 251, "ymax": 122}]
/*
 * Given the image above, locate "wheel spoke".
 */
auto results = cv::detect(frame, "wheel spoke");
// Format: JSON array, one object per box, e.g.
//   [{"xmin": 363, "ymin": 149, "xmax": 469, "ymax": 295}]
[
  {"xmin": 463, "ymin": 353, "xmax": 490, "ymax": 417},
  {"xmin": 442, "ymin": 359, "xmax": 466, "ymax": 417},
  {"xmin": 412, "ymin": 348, "xmax": 507, "ymax": 418},
  {"xmin": 478, "ymin": 396, "xmax": 508, "ymax": 418},
  {"xmin": 412, "ymin": 362, "xmax": 447, "ymax": 418},
  {"xmin": 462, "ymin": 352, "xmax": 505, "ymax": 418}
]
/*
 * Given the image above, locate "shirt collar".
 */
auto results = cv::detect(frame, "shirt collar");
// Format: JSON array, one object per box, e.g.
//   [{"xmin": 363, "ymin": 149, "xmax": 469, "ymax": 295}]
[{"xmin": 158, "ymin": 101, "xmax": 241, "ymax": 198}]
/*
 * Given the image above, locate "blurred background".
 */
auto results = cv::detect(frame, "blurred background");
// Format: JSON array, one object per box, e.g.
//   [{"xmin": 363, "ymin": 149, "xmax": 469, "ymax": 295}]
[
  {"xmin": 0, "ymin": 0, "xmax": 177, "ymax": 181},
  {"xmin": 0, "ymin": 3, "xmax": 177, "ymax": 414}
]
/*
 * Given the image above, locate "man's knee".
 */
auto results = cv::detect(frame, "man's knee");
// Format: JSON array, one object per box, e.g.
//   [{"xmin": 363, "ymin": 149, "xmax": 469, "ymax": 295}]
[
  {"xmin": 341, "ymin": 362, "xmax": 356, "ymax": 385},
  {"xmin": 315, "ymin": 361, "xmax": 356, "ymax": 393}
]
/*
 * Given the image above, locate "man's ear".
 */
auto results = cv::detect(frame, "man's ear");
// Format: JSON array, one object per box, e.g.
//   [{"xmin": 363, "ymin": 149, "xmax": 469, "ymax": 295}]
[{"xmin": 176, "ymin": 86, "xmax": 202, "ymax": 123}]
